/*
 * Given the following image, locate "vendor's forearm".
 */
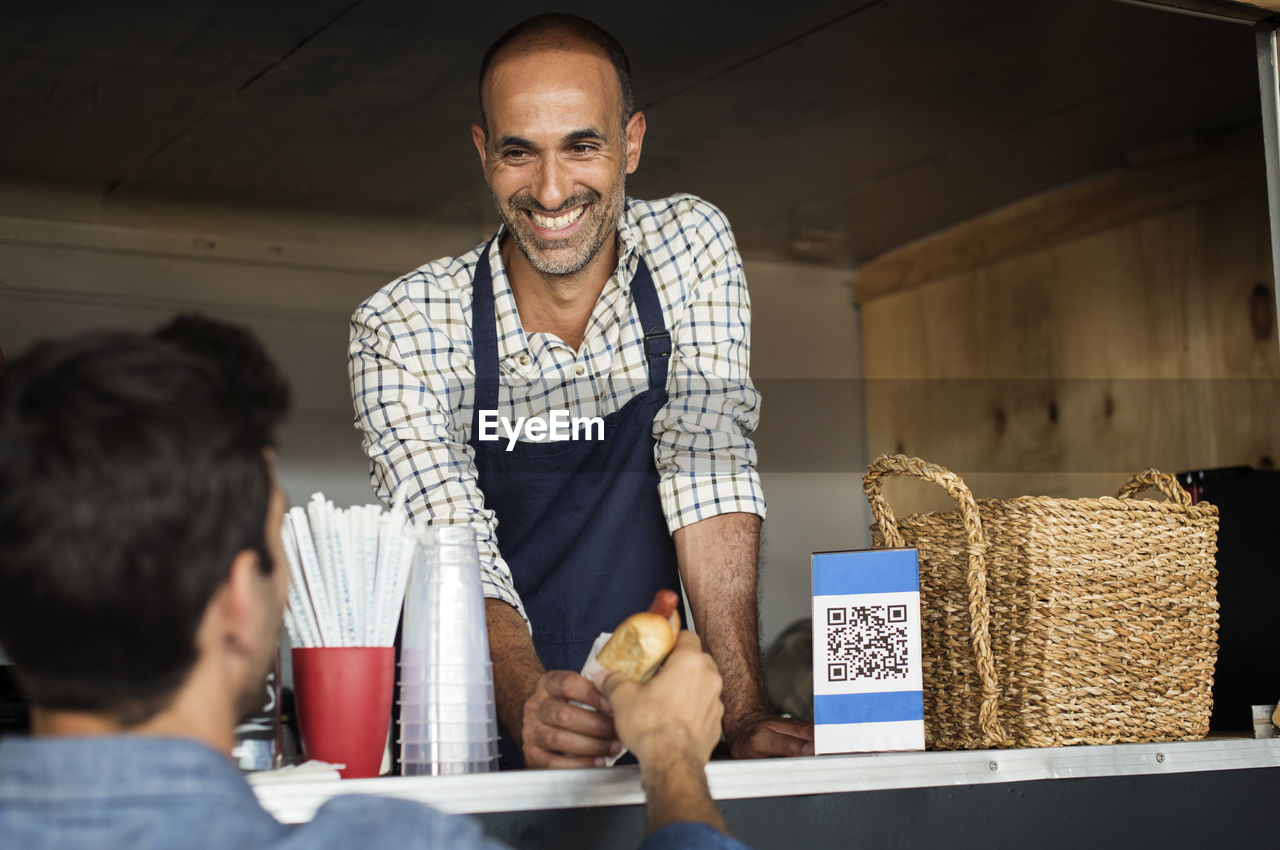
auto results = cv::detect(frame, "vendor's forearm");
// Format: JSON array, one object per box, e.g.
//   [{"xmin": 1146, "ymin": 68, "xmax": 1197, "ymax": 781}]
[
  {"xmin": 674, "ymin": 512, "xmax": 771, "ymax": 733},
  {"xmin": 485, "ymin": 598, "xmax": 545, "ymax": 747}
]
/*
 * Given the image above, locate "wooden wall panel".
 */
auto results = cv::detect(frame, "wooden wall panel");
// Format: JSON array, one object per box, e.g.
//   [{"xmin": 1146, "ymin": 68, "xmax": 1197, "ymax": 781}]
[{"xmin": 861, "ymin": 180, "xmax": 1279, "ymax": 517}]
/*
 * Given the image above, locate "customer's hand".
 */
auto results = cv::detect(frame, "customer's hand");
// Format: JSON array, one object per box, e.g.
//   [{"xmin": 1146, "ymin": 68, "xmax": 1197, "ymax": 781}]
[
  {"xmin": 595, "ymin": 631, "xmax": 723, "ymax": 768},
  {"xmin": 596, "ymin": 631, "xmax": 729, "ymax": 835}
]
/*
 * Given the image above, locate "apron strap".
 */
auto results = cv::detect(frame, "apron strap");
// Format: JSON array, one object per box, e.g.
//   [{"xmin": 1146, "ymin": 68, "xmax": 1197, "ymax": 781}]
[
  {"xmin": 627, "ymin": 257, "xmax": 671, "ymax": 391},
  {"xmin": 471, "ymin": 247, "xmax": 500, "ymax": 427}
]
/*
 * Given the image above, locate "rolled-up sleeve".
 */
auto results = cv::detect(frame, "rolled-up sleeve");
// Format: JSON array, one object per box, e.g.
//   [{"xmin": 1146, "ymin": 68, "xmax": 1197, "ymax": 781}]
[
  {"xmin": 652, "ymin": 201, "xmax": 766, "ymax": 533},
  {"xmin": 348, "ymin": 292, "xmax": 529, "ymax": 627}
]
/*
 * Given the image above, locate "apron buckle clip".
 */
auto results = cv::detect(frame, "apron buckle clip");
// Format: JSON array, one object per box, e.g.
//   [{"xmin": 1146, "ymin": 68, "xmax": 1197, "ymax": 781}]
[{"xmin": 643, "ymin": 327, "xmax": 671, "ymax": 363}]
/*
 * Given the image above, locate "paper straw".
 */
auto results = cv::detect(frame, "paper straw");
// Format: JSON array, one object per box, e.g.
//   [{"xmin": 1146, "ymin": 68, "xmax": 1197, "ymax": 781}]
[
  {"xmin": 282, "ymin": 606, "xmax": 298, "ymax": 646},
  {"xmin": 371, "ymin": 512, "xmax": 396, "ymax": 646},
  {"xmin": 306, "ymin": 496, "xmax": 347, "ymax": 646},
  {"xmin": 376, "ymin": 508, "xmax": 413, "ymax": 646},
  {"xmin": 280, "ymin": 494, "xmax": 421, "ymax": 649},
  {"xmin": 283, "ymin": 606, "xmax": 303, "ymax": 647},
  {"xmin": 281, "ymin": 514, "xmax": 322, "ymax": 646},
  {"xmin": 349, "ymin": 506, "xmax": 371, "ymax": 644},
  {"xmin": 360, "ymin": 506, "xmax": 380, "ymax": 644},
  {"xmin": 330, "ymin": 501, "xmax": 357, "ymax": 645},
  {"xmin": 381, "ymin": 509, "xmax": 406, "ymax": 644},
  {"xmin": 289, "ymin": 506, "xmax": 339, "ymax": 646},
  {"xmin": 390, "ymin": 479, "xmax": 413, "ymax": 516},
  {"xmin": 284, "ymin": 567, "xmax": 317, "ymax": 648},
  {"xmin": 385, "ymin": 533, "xmax": 415, "ymax": 646},
  {"xmin": 344, "ymin": 507, "xmax": 361, "ymax": 643}
]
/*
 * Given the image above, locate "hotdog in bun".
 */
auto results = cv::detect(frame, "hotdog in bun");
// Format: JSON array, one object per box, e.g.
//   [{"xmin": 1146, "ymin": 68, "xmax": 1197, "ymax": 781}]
[{"xmin": 596, "ymin": 589, "xmax": 681, "ymax": 683}]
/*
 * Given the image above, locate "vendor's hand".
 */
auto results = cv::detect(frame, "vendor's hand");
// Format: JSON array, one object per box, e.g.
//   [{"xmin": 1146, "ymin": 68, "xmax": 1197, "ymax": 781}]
[
  {"xmin": 521, "ymin": 669, "xmax": 621, "ymax": 769},
  {"xmin": 594, "ymin": 631, "xmax": 724, "ymax": 769},
  {"xmin": 727, "ymin": 712, "xmax": 815, "ymax": 759}
]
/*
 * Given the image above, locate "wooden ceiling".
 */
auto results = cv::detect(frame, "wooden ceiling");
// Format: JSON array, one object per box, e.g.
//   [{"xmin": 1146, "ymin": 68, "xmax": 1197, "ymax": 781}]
[
  {"xmin": 1131, "ymin": 0, "xmax": 1279, "ymax": 21},
  {"xmin": 0, "ymin": 0, "xmax": 1264, "ymax": 264}
]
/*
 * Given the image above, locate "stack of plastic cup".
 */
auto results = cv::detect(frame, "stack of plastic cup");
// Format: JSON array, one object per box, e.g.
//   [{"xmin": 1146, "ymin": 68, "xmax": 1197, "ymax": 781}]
[{"xmin": 398, "ymin": 525, "xmax": 499, "ymax": 775}]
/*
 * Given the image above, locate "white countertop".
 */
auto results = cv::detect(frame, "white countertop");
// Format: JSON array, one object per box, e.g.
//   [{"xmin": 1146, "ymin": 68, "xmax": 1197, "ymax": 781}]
[{"xmin": 253, "ymin": 737, "xmax": 1280, "ymax": 824}]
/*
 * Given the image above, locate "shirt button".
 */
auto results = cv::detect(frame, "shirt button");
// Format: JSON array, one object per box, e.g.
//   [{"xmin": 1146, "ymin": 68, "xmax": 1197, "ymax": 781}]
[
  {"xmin": 518, "ymin": 354, "xmax": 530, "ymax": 367},
  {"xmin": 575, "ymin": 365, "xmax": 586, "ymax": 377}
]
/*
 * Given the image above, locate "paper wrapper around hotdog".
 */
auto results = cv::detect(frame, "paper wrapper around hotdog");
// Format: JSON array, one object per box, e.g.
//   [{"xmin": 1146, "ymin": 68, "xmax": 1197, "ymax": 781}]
[{"xmin": 578, "ymin": 611, "xmax": 680, "ymax": 767}]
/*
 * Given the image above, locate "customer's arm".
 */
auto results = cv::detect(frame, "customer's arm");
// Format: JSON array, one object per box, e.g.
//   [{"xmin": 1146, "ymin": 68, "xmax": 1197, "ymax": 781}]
[{"xmin": 597, "ymin": 632, "xmax": 746, "ymax": 844}]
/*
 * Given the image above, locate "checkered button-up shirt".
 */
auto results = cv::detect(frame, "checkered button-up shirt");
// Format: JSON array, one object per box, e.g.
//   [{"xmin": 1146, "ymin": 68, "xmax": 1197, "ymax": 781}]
[{"xmin": 348, "ymin": 194, "xmax": 765, "ymax": 625}]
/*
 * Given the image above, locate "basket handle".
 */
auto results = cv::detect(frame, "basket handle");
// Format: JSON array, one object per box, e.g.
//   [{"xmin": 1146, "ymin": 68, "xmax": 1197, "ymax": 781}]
[
  {"xmin": 1116, "ymin": 468, "xmax": 1191, "ymax": 506},
  {"xmin": 863, "ymin": 454, "xmax": 1010, "ymax": 747}
]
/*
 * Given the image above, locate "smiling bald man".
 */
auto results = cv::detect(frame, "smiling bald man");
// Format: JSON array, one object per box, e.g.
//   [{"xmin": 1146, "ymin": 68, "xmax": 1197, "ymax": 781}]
[{"xmin": 349, "ymin": 14, "xmax": 814, "ymax": 770}]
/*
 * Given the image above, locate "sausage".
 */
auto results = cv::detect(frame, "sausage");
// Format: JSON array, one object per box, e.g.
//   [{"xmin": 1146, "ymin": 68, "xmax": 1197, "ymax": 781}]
[{"xmin": 648, "ymin": 588, "xmax": 679, "ymax": 619}]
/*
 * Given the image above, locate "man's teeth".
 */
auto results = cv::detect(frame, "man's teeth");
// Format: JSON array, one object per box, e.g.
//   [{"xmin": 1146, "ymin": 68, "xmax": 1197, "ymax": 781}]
[{"xmin": 530, "ymin": 206, "xmax": 585, "ymax": 230}]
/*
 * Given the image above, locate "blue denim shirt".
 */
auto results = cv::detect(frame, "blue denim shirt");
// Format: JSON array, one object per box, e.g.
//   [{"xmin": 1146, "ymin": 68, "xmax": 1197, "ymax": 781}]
[{"xmin": 0, "ymin": 735, "xmax": 749, "ymax": 850}]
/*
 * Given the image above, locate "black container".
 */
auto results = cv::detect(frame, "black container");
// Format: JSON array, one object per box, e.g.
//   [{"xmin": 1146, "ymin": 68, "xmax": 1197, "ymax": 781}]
[{"xmin": 1177, "ymin": 466, "xmax": 1280, "ymax": 732}]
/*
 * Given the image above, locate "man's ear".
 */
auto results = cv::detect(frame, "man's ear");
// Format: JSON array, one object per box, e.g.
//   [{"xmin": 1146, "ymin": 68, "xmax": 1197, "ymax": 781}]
[
  {"xmin": 471, "ymin": 124, "xmax": 489, "ymax": 170},
  {"xmin": 217, "ymin": 549, "xmax": 267, "ymax": 656},
  {"xmin": 624, "ymin": 111, "xmax": 646, "ymax": 175}
]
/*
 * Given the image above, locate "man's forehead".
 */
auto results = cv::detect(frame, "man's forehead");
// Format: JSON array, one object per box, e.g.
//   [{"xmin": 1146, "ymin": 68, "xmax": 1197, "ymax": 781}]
[
  {"xmin": 487, "ymin": 30, "xmax": 614, "ymax": 78},
  {"xmin": 482, "ymin": 41, "xmax": 622, "ymax": 115}
]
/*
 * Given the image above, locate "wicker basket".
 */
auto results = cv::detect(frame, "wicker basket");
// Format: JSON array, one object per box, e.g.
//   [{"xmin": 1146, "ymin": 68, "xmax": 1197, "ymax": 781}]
[{"xmin": 863, "ymin": 454, "xmax": 1220, "ymax": 750}]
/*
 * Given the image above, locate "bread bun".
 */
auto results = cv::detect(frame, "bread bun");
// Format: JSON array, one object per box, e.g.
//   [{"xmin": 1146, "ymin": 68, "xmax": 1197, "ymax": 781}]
[{"xmin": 597, "ymin": 611, "xmax": 679, "ymax": 682}]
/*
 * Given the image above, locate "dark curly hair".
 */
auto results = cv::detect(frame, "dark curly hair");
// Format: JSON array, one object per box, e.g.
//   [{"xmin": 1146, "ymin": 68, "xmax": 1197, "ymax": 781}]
[{"xmin": 0, "ymin": 315, "xmax": 289, "ymax": 724}]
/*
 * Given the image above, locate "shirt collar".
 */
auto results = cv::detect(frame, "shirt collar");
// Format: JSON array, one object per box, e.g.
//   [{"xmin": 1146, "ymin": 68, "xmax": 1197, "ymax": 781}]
[
  {"xmin": 614, "ymin": 200, "xmax": 641, "ymax": 289},
  {"xmin": 481, "ymin": 232, "xmax": 529, "ymax": 364},
  {"xmin": 484, "ymin": 202, "xmax": 641, "ymax": 361}
]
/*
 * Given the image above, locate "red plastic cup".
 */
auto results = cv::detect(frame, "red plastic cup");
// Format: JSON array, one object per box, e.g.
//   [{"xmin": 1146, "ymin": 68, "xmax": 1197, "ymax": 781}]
[{"xmin": 292, "ymin": 647, "xmax": 395, "ymax": 779}]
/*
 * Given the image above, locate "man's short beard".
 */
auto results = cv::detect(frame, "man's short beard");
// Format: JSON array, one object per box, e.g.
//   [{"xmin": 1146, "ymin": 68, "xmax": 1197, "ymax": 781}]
[{"xmin": 495, "ymin": 170, "xmax": 626, "ymax": 277}]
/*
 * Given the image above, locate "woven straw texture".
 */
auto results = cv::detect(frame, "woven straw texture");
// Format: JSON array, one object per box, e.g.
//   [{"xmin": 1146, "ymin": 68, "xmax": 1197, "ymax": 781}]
[{"xmin": 864, "ymin": 455, "xmax": 1220, "ymax": 750}]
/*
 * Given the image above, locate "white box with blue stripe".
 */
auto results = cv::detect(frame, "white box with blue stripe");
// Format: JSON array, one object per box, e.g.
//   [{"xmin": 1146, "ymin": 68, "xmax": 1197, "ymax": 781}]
[{"xmin": 811, "ymin": 548, "xmax": 925, "ymax": 753}]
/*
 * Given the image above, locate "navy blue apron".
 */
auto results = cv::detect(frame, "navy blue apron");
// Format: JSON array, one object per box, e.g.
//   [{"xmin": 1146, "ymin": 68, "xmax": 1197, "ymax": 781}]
[{"xmin": 467, "ymin": 245, "xmax": 682, "ymax": 767}]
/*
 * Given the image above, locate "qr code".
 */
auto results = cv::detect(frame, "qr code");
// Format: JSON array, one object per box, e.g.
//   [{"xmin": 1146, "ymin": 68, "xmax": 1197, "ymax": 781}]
[{"xmin": 824, "ymin": 604, "xmax": 910, "ymax": 681}]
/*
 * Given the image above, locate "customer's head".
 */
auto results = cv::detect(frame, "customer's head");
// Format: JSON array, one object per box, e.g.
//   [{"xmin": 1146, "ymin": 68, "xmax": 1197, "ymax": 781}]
[{"xmin": 0, "ymin": 315, "xmax": 290, "ymax": 727}]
